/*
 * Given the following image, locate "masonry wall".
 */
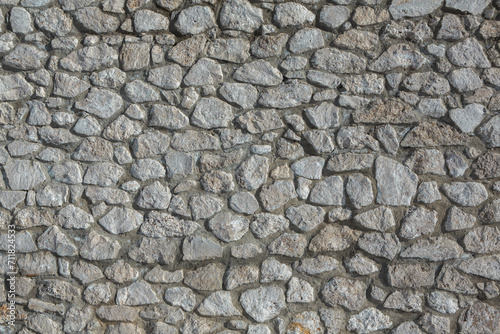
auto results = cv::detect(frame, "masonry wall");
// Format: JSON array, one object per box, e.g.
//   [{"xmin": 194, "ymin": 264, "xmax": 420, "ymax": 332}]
[{"xmin": 1, "ymin": 0, "xmax": 500, "ymax": 332}]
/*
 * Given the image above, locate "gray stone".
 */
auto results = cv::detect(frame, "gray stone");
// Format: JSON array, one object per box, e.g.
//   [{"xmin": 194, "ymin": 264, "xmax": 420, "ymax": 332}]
[
  {"xmin": 384, "ymin": 290, "xmax": 423, "ymax": 312},
  {"xmin": 168, "ymin": 35, "xmax": 207, "ymax": 67},
  {"xmin": 116, "ymin": 280, "xmax": 160, "ymax": 306},
  {"xmin": 61, "ymin": 44, "xmax": 118, "ymax": 72},
  {"xmin": 229, "ymin": 192, "xmax": 259, "ymax": 214},
  {"xmin": 99, "ymin": 207, "xmax": 142, "ymax": 234},
  {"xmin": 285, "ymin": 204, "xmax": 325, "ymax": 232},
  {"xmin": 268, "ymin": 232, "xmax": 307, "ymax": 257},
  {"xmin": 289, "ymin": 28, "xmax": 325, "ymax": 54},
  {"xmin": 387, "ymin": 263, "xmax": 435, "ymax": 288},
  {"xmin": 375, "ymin": 156, "xmax": 418, "ymax": 206},
  {"xmin": 261, "ymin": 257, "xmax": 292, "ymax": 283},
  {"xmin": 182, "ymin": 235, "xmax": 222, "ymax": 261},
  {"xmin": 198, "ymin": 291, "xmax": 241, "ymax": 316},
  {"xmin": 172, "ymin": 130, "xmax": 220, "ymax": 152},
  {"xmin": 442, "ymin": 182, "xmax": 488, "ymax": 206},
  {"xmin": 401, "ymin": 236, "xmax": 463, "ymax": 260},
  {"xmin": 75, "ymin": 88, "xmax": 123, "ymax": 118},
  {"xmin": 141, "ymin": 211, "xmax": 197, "ymax": 237},
  {"xmin": 446, "ymin": 0, "xmax": 491, "ymax": 15},
  {"xmin": 357, "ymin": 232, "xmax": 401, "ymax": 260},
  {"xmin": 250, "ymin": 213, "xmax": 289, "ymax": 239},
  {"xmin": 389, "ymin": 0, "xmax": 442, "ymax": 19},
  {"xmin": 134, "ymin": 10, "xmax": 168, "ymax": 33},
  {"xmin": 191, "ymin": 97, "xmax": 233, "ymax": 129},
  {"xmin": 346, "ymin": 174, "xmax": 374, "ymax": 209},
  {"xmin": 130, "ymin": 158, "xmax": 166, "ymax": 181},
  {"xmin": 399, "ymin": 207, "xmax": 438, "ymax": 239},
  {"xmin": 436, "ymin": 265, "xmax": 477, "ymax": 294},
  {"xmin": 417, "ymin": 181, "xmax": 442, "ymax": 203},
  {"xmin": 312, "ymin": 48, "xmax": 366, "ymax": 73},
  {"xmin": 148, "ymin": 65, "xmax": 183, "ymax": 90},
  {"xmin": 450, "ymin": 103, "xmax": 485, "ymax": 133},
  {"xmin": 327, "ymin": 153, "xmax": 374, "ymax": 172},
  {"xmin": 273, "ymin": 2, "xmax": 315, "ymax": 28},
  {"xmin": 319, "ymin": 5, "xmax": 350, "ymax": 30},
  {"xmin": 240, "ymin": 286, "xmax": 286, "ymax": 322},
  {"xmin": 124, "ymin": 80, "xmax": 161, "ymax": 103},
  {"xmin": 369, "ymin": 44, "xmax": 427, "ymax": 72},
  {"xmin": 237, "ymin": 109, "xmax": 284, "ymax": 134},
  {"xmin": 404, "ymin": 148, "xmax": 446, "ymax": 175},
  {"xmin": 35, "ymin": 8, "xmax": 72, "ymax": 36},
  {"xmin": 4, "ymin": 159, "xmax": 46, "ymax": 190},
  {"xmin": 184, "ymin": 263, "xmax": 224, "ymax": 290},
  {"xmin": 74, "ymin": 7, "xmax": 119, "ymax": 33},
  {"xmin": 209, "ymin": 212, "xmax": 248, "ymax": 242},
  {"xmin": 473, "ymin": 152, "xmax": 500, "ymax": 179},
  {"xmin": 418, "ymin": 98, "xmax": 447, "ymax": 118},
  {"xmin": 37, "ymin": 225, "xmax": 77, "ymax": 256},
  {"xmin": 219, "ymin": 83, "xmax": 258, "ymax": 109},
  {"xmin": 128, "ymin": 237, "xmax": 179, "ymax": 264},
  {"xmin": 132, "ymin": 131, "xmax": 170, "ymax": 158},
  {"xmin": 73, "ymin": 137, "xmax": 113, "ymax": 162},
  {"xmin": 3, "ymin": 44, "xmax": 48, "ymax": 70},
  {"xmin": 448, "ymin": 68, "xmax": 482, "ymax": 92},
  {"xmin": 103, "ymin": 115, "xmax": 142, "ymax": 141},
  {"xmin": 251, "ymin": 33, "xmax": 289, "ymax": 58},
  {"xmin": 0, "ymin": 74, "xmax": 34, "ymax": 101},
  {"xmin": 184, "ymin": 58, "xmax": 223, "ymax": 87},
  {"xmin": 233, "ymin": 60, "xmax": 282, "ymax": 86},
  {"xmin": 354, "ymin": 207, "xmax": 395, "ymax": 232},
  {"xmin": 207, "ymin": 38, "xmax": 250, "ymax": 63},
  {"xmin": 479, "ymin": 115, "xmax": 500, "ymax": 147},
  {"xmin": 219, "ymin": 0, "xmax": 263, "ymax": 33},
  {"xmin": 260, "ymin": 180, "xmax": 297, "ymax": 211},
  {"xmin": 345, "ymin": 253, "xmax": 380, "ymax": 275},
  {"xmin": 105, "ymin": 260, "xmax": 139, "ymax": 284},
  {"xmin": 57, "ymin": 204, "xmax": 94, "ymax": 229},
  {"xmin": 174, "ymin": 6, "xmax": 216, "ymax": 35},
  {"xmin": 305, "ymin": 102, "xmax": 340, "ymax": 129},
  {"xmin": 287, "ymin": 312, "xmax": 322, "ymax": 334},
  {"xmin": 458, "ymin": 302, "xmax": 500, "ymax": 333},
  {"xmin": 10, "ymin": 7, "xmax": 33, "ymax": 34},
  {"xmin": 321, "ymin": 277, "xmax": 367, "ymax": 311},
  {"xmin": 309, "ymin": 175, "xmax": 345, "ymax": 206},
  {"xmin": 447, "ymin": 38, "xmax": 491, "ymax": 68},
  {"xmin": 427, "ymin": 291, "xmax": 459, "ymax": 314},
  {"xmin": 225, "ymin": 264, "xmax": 259, "ymax": 289},
  {"xmin": 80, "ymin": 230, "xmax": 120, "ymax": 261},
  {"xmin": 309, "ymin": 224, "xmax": 361, "ymax": 252},
  {"xmin": 83, "ymin": 162, "xmax": 123, "ymax": 186}
]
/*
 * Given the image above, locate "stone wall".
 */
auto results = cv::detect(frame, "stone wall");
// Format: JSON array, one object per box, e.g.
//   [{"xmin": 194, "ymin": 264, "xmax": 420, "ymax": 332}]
[{"xmin": 1, "ymin": 0, "xmax": 500, "ymax": 332}]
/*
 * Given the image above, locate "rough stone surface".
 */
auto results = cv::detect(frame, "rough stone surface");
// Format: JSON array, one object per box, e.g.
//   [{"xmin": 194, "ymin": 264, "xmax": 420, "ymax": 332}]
[{"xmin": 2, "ymin": 1, "xmax": 499, "ymax": 331}]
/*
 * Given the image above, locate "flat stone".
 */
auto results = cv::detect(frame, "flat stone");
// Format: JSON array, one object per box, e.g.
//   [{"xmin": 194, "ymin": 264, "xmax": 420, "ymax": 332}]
[
  {"xmin": 0, "ymin": 74, "xmax": 34, "ymax": 101},
  {"xmin": 358, "ymin": 232, "xmax": 401, "ymax": 260},
  {"xmin": 182, "ymin": 235, "xmax": 222, "ymax": 261},
  {"xmin": 473, "ymin": 152, "xmax": 500, "ymax": 179},
  {"xmin": 207, "ymin": 38, "xmax": 250, "ymax": 63},
  {"xmin": 250, "ymin": 213, "xmax": 289, "ymax": 239},
  {"xmin": 289, "ymin": 28, "xmax": 325, "ymax": 54},
  {"xmin": 3, "ymin": 44, "xmax": 48, "ymax": 70},
  {"xmin": 442, "ymin": 182, "xmax": 488, "ymax": 206},
  {"xmin": 74, "ymin": 7, "xmax": 120, "ymax": 33},
  {"xmin": 459, "ymin": 254, "xmax": 500, "ymax": 280},
  {"xmin": 240, "ymin": 286, "xmax": 286, "ymax": 322},
  {"xmin": 387, "ymin": 263, "xmax": 435, "ymax": 288},
  {"xmin": 35, "ymin": 8, "xmax": 72, "ymax": 36},
  {"xmin": 120, "ymin": 43, "xmax": 150, "ymax": 71},
  {"xmin": 389, "ymin": 0, "xmax": 442, "ymax": 19},
  {"xmin": 225, "ymin": 264, "xmax": 259, "ymax": 289},
  {"xmin": 404, "ymin": 148, "xmax": 446, "ymax": 175},
  {"xmin": 445, "ymin": 0, "xmax": 491, "ymax": 14},
  {"xmin": 171, "ymin": 130, "xmax": 221, "ymax": 152},
  {"xmin": 134, "ymin": 9, "xmax": 168, "ymax": 33},
  {"xmin": 427, "ymin": 291, "xmax": 459, "ymax": 314},
  {"xmin": 251, "ymin": 33, "xmax": 289, "ymax": 58},
  {"xmin": 319, "ymin": 5, "xmax": 349, "ymax": 30},
  {"xmin": 116, "ymin": 280, "xmax": 160, "ymax": 306},
  {"xmin": 80, "ymin": 230, "xmax": 120, "ymax": 260},
  {"xmin": 99, "ymin": 207, "xmax": 142, "ymax": 234},
  {"xmin": 209, "ymin": 212, "xmax": 248, "ymax": 242},
  {"xmin": 75, "ymin": 88, "xmax": 123, "ymax": 118},
  {"xmin": 237, "ymin": 109, "xmax": 284, "ymax": 134},
  {"xmin": 285, "ymin": 204, "xmax": 325, "ymax": 232},
  {"xmin": 234, "ymin": 60, "xmax": 282, "ymax": 86},
  {"xmin": 293, "ymin": 255, "xmax": 339, "ymax": 275},
  {"xmin": 448, "ymin": 68, "xmax": 483, "ymax": 92},
  {"xmin": 402, "ymin": 121, "xmax": 468, "ymax": 147},
  {"xmin": 436, "ymin": 265, "xmax": 477, "ymax": 294},
  {"xmin": 311, "ymin": 48, "xmax": 366, "ymax": 74},
  {"xmin": 219, "ymin": 83, "xmax": 258, "ymax": 109},
  {"xmin": 347, "ymin": 308, "xmax": 392, "ymax": 334},
  {"xmin": 4, "ymin": 159, "xmax": 46, "ymax": 190},
  {"xmin": 164, "ymin": 287, "xmax": 196, "ymax": 312},
  {"xmin": 184, "ymin": 58, "xmax": 223, "ymax": 87},
  {"xmin": 384, "ymin": 290, "xmax": 423, "ymax": 312},
  {"xmin": 458, "ymin": 302, "xmax": 500, "ymax": 333},
  {"xmin": 128, "ymin": 237, "xmax": 179, "ymax": 264},
  {"xmin": 399, "ymin": 207, "xmax": 438, "ymax": 239},
  {"xmin": 309, "ymin": 175, "xmax": 345, "ymax": 206},
  {"xmin": 124, "ymin": 80, "xmax": 160, "ymax": 103},
  {"xmin": 37, "ymin": 225, "xmax": 78, "ymax": 256},
  {"xmin": 401, "ymin": 236, "xmax": 463, "ymax": 260},
  {"xmin": 287, "ymin": 312, "xmax": 322, "ymax": 334},
  {"xmin": 375, "ymin": 156, "xmax": 418, "ymax": 206},
  {"xmin": 168, "ymin": 35, "xmax": 207, "ymax": 67},
  {"xmin": 478, "ymin": 115, "xmax": 500, "ymax": 147},
  {"xmin": 191, "ymin": 97, "xmax": 233, "ymax": 129},
  {"xmin": 198, "ymin": 291, "xmax": 241, "ymax": 316},
  {"xmin": 354, "ymin": 207, "xmax": 395, "ymax": 232},
  {"xmin": 354, "ymin": 98, "xmax": 418, "ymax": 124}
]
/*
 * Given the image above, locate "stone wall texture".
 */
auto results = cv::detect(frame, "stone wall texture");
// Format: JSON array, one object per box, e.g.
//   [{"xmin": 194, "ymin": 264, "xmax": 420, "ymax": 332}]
[{"xmin": 1, "ymin": 0, "xmax": 500, "ymax": 332}]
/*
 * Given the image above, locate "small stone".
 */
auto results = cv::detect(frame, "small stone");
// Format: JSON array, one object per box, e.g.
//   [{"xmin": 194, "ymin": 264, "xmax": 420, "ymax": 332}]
[
  {"xmin": 289, "ymin": 28, "xmax": 325, "ymax": 54},
  {"xmin": 405, "ymin": 149, "xmax": 446, "ymax": 175},
  {"xmin": 207, "ymin": 38, "xmax": 250, "ymax": 63},
  {"xmin": 174, "ymin": 6, "xmax": 216, "ymax": 35},
  {"xmin": 327, "ymin": 153, "xmax": 374, "ymax": 172},
  {"xmin": 293, "ymin": 255, "xmax": 339, "ymax": 275},
  {"xmin": 287, "ymin": 312, "xmax": 322, "ymax": 334},
  {"xmin": 337, "ymin": 126, "xmax": 379, "ymax": 151},
  {"xmin": 345, "ymin": 253, "xmax": 380, "ymax": 275},
  {"xmin": 145, "ymin": 266, "xmax": 182, "ymax": 284},
  {"xmin": 148, "ymin": 65, "xmax": 183, "ymax": 90},
  {"xmin": 99, "ymin": 207, "xmax": 142, "ymax": 234},
  {"xmin": 358, "ymin": 232, "xmax": 401, "ymax": 260},
  {"xmin": 225, "ymin": 264, "xmax": 259, "ymax": 289},
  {"xmin": 134, "ymin": 10, "xmax": 168, "ymax": 33},
  {"xmin": 335, "ymin": 29, "xmax": 379, "ymax": 50},
  {"xmin": 399, "ymin": 207, "xmax": 438, "ymax": 239},
  {"xmin": 219, "ymin": 83, "xmax": 258, "ymax": 109},
  {"xmin": 417, "ymin": 181, "xmax": 442, "ymax": 203},
  {"xmin": 105, "ymin": 260, "xmax": 139, "ymax": 284},
  {"xmin": 229, "ymin": 192, "xmax": 259, "ymax": 214},
  {"xmin": 418, "ymin": 98, "xmax": 447, "ymax": 118},
  {"xmin": 309, "ymin": 225, "xmax": 361, "ymax": 252},
  {"xmin": 319, "ymin": 5, "xmax": 350, "ymax": 30},
  {"xmin": 427, "ymin": 291, "xmax": 459, "ymax": 314},
  {"xmin": 268, "ymin": 233, "xmax": 307, "ymax": 257},
  {"xmin": 448, "ymin": 68, "xmax": 482, "ymax": 93},
  {"xmin": 184, "ymin": 58, "xmax": 223, "ymax": 87},
  {"xmin": 240, "ymin": 286, "xmax": 286, "ymax": 322},
  {"xmin": 231, "ymin": 244, "xmax": 262, "ymax": 259},
  {"xmin": 321, "ymin": 277, "xmax": 367, "ymax": 311},
  {"xmin": 273, "ymin": 2, "xmax": 315, "ymax": 28}
]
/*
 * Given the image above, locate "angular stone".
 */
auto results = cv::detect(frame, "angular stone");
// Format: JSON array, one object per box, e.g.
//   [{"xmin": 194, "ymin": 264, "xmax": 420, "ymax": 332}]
[
  {"xmin": 335, "ymin": 29, "xmax": 379, "ymax": 50},
  {"xmin": 473, "ymin": 152, "xmax": 500, "ymax": 179},
  {"xmin": 225, "ymin": 264, "xmax": 259, "ymax": 289},
  {"xmin": 389, "ymin": 0, "xmax": 442, "ymax": 19},
  {"xmin": 458, "ymin": 302, "xmax": 500, "ymax": 333},
  {"xmin": 105, "ymin": 260, "xmax": 139, "ymax": 284},
  {"xmin": 354, "ymin": 207, "xmax": 395, "ymax": 232},
  {"xmin": 131, "ymin": 131, "xmax": 170, "ymax": 158},
  {"xmin": 83, "ymin": 162, "xmax": 124, "ymax": 187},
  {"xmin": 147, "ymin": 65, "xmax": 182, "ymax": 90},
  {"xmin": 141, "ymin": 211, "xmax": 197, "ymax": 238},
  {"xmin": 384, "ymin": 290, "xmax": 423, "ymax": 312},
  {"xmin": 35, "ymin": 8, "xmax": 72, "ymax": 36},
  {"xmin": 273, "ymin": 2, "xmax": 315, "ymax": 28},
  {"xmin": 387, "ymin": 263, "xmax": 435, "ymax": 288},
  {"xmin": 319, "ymin": 5, "xmax": 350, "ymax": 30},
  {"xmin": 447, "ymin": 38, "xmax": 491, "ymax": 68},
  {"xmin": 219, "ymin": 0, "xmax": 263, "ymax": 33},
  {"xmin": 250, "ymin": 213, "xmax": 289, "ymax": 239},
  {"xmin": 327, "ymin": 153, "xmax": 374, "ymax": 172},
  {"xmin": 459, "ymin": 254, "xmax": 500, "ymax": 280},
  {"xmin": 354, "ymin": 98, "xmax": 418, "ymax": 124},
  {"xmin": 401, "ymin": 236, "xmax": 463, "ymax": 261},
  {"xmin": 321, "ymin": 277, "xmax": 367, "ymax": 311},
  {"xmin": 184, "ymin": 263, "xmax": 224, "ymax": 290},
  {"xmin": 172, "ymin": 131, "xmax": 220, "ymax": 152},
  {"xmin": 182, "ymin": 235, "xmax": 222, "ymax": 261},
  {"xmin": 174, "ymin": 6, "xmax": 216, "ymax": 35},
  {"xmin": 234, "ymin": 60, "xmax": 282, "ymax": 86},
  {"xmin": 134, "ymin": 9, "xmax": 168, "ymax": 33},
  {"xmin": 399, "ymin": 207, "xmax": 438, "ymax": 239},
  {"xmin": 72, "ymin": 260, "xmax": 104, "ymax": 284},
  {"xmin": 436, "ymin": 265, "xmax": 477, "ymax": 294},
  {"xmin": 309, "ymin": 175, "xmax": 345, "ymax": 206},
  {"xmin": 60, "ymin": 44, "xmax": 118, "ymax": 72},
  {"xmin": 96, "ymin": 305, "xmax": 139, "ymax": 322},
  {"xmin": 369, "ymin": 44, "xmax": 427, "ymax": 72},
  {"xmin": 304, "ymin": 102, "xmax": 340, "ymax": 129},
  {"xmin": 427, "ymin": 291, "xmax": 459, "ymax": 314},
  {"xmin": 198, "ymin": 291, "xmax": 240, "ymax": 316},
  {"xmin": 417, "ymin": 181, "xmax": 442, "ymax": 203},
  {"xmin": 219, "ymin": 83, "xmax": 258, "ymax": 109},
  {"xmin": 128, "ymin": 237, "xmax": 179, "ymax": 264},
  {"xmin": 446, "ymin": 0, "xmax": 490, "ymax": 15},
  {"xmin": 260, "ymin": 180, "xmax": 297, "ymax": 211},
  {"xmin": 130, "ymin": 158, "xmax": 166, "ymax": 181},
  {"xmin": 229, "ymin": 192, "xmax": 259, "ymax": 214},
  {"xmin": 4, "ymin": 159, "xmax": 46, "ymax": 190},
  {"xmin": 99, "ymin": 207, "xmax": 142, "ymax": 234},
  {"xmin": 251, "ymin": 33, "xmax": 289, "ymax": 58},
  {"xmin": 80, "ymin": 230, "xmax": 120, "ymax": 261},
  {"xmin": 240, "ymin": 286, "xmax": 286, "ymax": 322},
  {"xmin": 289, "ymin": 28, "xmax": 325, "ymax": 54},
  {"xmin": 124, "ymin": 80, "xmax": 160, "ymax": 103},
  {"xmin": 358, "ymin": 232, "xmax": 401, "ymax": 260},
  {"xmin": 207, "ymin": 38, "xmax": 250, "ymax": 63},
  {"xmin": 0, "ymin": 74, "xmax": 34, "ymax": 101},
  {"xmin": 268, "ymin": 233, "xmax": 307, "ymax": 257},
  {"xmin": 116, "ymin": 280, "xmax": 160, "ymax": 306},
  {"xmin": 285, "ymin": 204, "xmax": 325, "ymax": 232},
  {"xmin": 184, "ymin": 58, "xmax": 223, "ymax": 87},
  {"xmin": 120, "ymin": 42, "xmax": 150, "ymax": 71},
  {"xmin": 191, "ymin": 97, "xmax": 233, "ymax": 129},
  {"xmin": 401, "ymin": 122, "xmax": 468, "ymax": 147},
  {"xmin": 237, "ymin": 109, "xmax": 284, "ymax": 134},
  {"xmin": 3, "ymin": 44, "xmax": 48, "ymax": 70},
  {"xmin": 168, "ymin": 35, "xmax": 207, "ymax": 67},
  {"xmin": 287, "ymin": 312, "xmax": 322, "ymax": 334},
  {"xmin": 74, "ymin": 7, "xmax": 120, "ymax": 33},
  {"xmin": 448, "ymin": 68, "xmax": 483, "ymax": 93},
  {"xmin": 37, "ymin": 225, "xmax": 78, "ymax": 256},
  {"xmin": 18, "ymin": 251, "xmax": 57, "ymax": 276},
  {"xmin": 404, "ymin": 148, "xmax": 446, "ymax": 175},
  {"xmin": 311, "ymin": 48, "xmax": 366, "ymax": 73},
  {"xmin": 375, "ymin": 156, "xmax": 418, "ymax": 206},
  {"xmin": 75, "ymin": 88, "xmax": 123, "ymax": 118},
  {"xmin": 478, "ymin": 115, "xmax": 500, "ymax": 148},
  {"xmin": 209, "ymin": 212, "xmax": 248, "ymax": 242}
]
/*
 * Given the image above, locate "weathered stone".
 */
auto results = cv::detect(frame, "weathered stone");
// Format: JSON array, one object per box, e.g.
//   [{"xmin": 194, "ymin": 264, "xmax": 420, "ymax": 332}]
[
  {"xmin": 355, "ymin": 98, "xmax": 418, "ymax": 124},
  {"xmin": 234, "ymin": 60, "xmax": 282, "ymax": 86},
  {"xmin": 128, "ymin": 237, "xmax": 179, "ymax": 264},
  {"xmin": 120, "ymin": 43, "xmax": 150, "ymax": 71},
  {"xmin": 311, "ymin": 48, "xmax": 366, "ymax": 74},
  {"xmin": 184, "ymin": 263, "xmax": 224, "ymax": 290},
  {"xmin": 448, "ymin": 68, "xmax": 483, "ymax": 93},
  {"xmin": 358, "ymin": 232, "xmax": 401, "ymax": 260},
  {"xmin": 442, "ymin": 182, "xmax": 488, "ymax": 206},
  {"xmin": 220, "ymin": 0, "xmax": 263, "ymax": 32},
  {"xmin": 273, "ymin": 2, "xmax": 315, "ymax": 28},
  {"xmin": 74, "ymin": 7, "xmax": 120, "ymax": 33},
  {"xmin": 321, "ymin": 278, "xmax": 367, "ymax": 311},
  {"xmin": 124, "ymin": 80, "xmax": 160, "ymax": 103},
  {"xmin": 132, "ymin": 131, "xmax": 170, "ymax": 158},
  {"xmin": 375, "ymin": 156, "xmax": 418, "ymax": 206},
  {"xmin": 60, "ymin": 44, "xmax": 118, "ymax": 72},
  {"xmin": 345, "ymin": 253, "xmax": 380, "ymax": 276},
  {"xmin": 436, "ymin": 265, "xmax": 477, "ymax": 294},
  {"xmin": 446, "ymin": 0, "xmax": 491, "ymax": 15},
  {"xmin": 354, "ymin": 207, "xmax": 395, "ymax": 232},
  {"xmin": 309, "ymin": 225, "xmax": 361, "ymax": 252},
  {"xmin": 293, "ymin": 255, "xmax": 339, "ymax": 276},
  {"xmin": 478, "ymin": 115, "xmax": 500, "ymax": 148},
  {"xmin": 35, "ymin": 8, "xmax": 72, "ymax": 36},
  {"xmin": 116, "ymin": 280, "xmax": 160, "ymax": 306},
  {"xmin": 3, "ymin": 44, "xmax": 48, "ymax": 70},
  {"xmin": 80, "ymin": 230, "xmax": 120, "ymax": 260},
  {"xmin": 389, "ymin": 0, "xmax": 442, "ymax": 19},
  {"xmin": 37, "ymin": 225, "xmax": 77, "ymax": 256},
  {"xmin": 458, "ymin": 302, "xmax": 500, "ymax": 333},
  {"xmin": 268, "ymin": 233, "xmax": 307, "ymax": 257},
  {"xmin": 184, "ymin": 58, "xmax": 223, "ymax": 87},
  {"xmin": 250, "ymin": 213, "xmax": 289, "ymax": 239},
  {"xmin": 319, "ymin": 5, "xmax": 350, "ymax": 30},
  {"xmin": 289, "ymin": 28, "xmax": 325, "ymax": 54},
  {"xmin": 384, "ymin": 290, "xmax": 423, "ymax": 312},
  {"xmin": 238, "ymin": 109, "xmax": 284, "ymax": 134},
  {"xmin": 209, "ymin": 212, "xmax": 248, "ymax": 242},
  {"xmin": 105, "ymin": 260, "xmax": 139, "ymax": 284},
  {"xmin": 401, "ymin": 236, "xmax": 463, "ymax": 260},
  {"xmin": 251, "ymin": 34, "xmax": 289, "ymax": 58},
  {"xmin": 99, "ymin": 207, "xmax": 142, "ymax": 234},
  {"xmin": 198, "ymin": 291, "xmax": 240, "ymax": 316},
  {"xmin": 168, "ymin": 35, "xmax": 207, "ymax": 67},
  {"xmin": 405, "ymin": 149, "xmax": 446, "ymax": 175},
  {"xmin": 182, "ymin": 235, "xmax": 222, "ymax": 261},
  {"xmin": 207, "ymin": 38, "xmax": 250, "ymax": 63},
  {"xmin": 447, "ymin": 38, "xmax": 491, "ymax": 68},
  {"xmin": 0, "ymin": 74, "xmax": 34, "ymax": 101},
  {"xmin": 369, "ymin": 44, "xmax": 427, "ymax": 72},
  {"xmin": 387, "ymin": 263, "xmax": 435, "ymax": 288},
  {"xmin": 240, "ymin": 286, "xmax": 286, "ymax": 322},
  {"xmin": 4, "ymin": 159, "xmax": 46, "ymax": 190},
  {"xmin": 174, "ymin": 6, "xmax": 216, "ymax": 35},
  {"xmin": 134, "ymin": 10, "xmax": 168, "ymax": 33},
  {"xmin": 172, "ymin": 130, "xmax": 221, "ymax": 151},
  {"xmin": 473, "ymin": 152, "xmax": 500, "ymax": 179}
]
